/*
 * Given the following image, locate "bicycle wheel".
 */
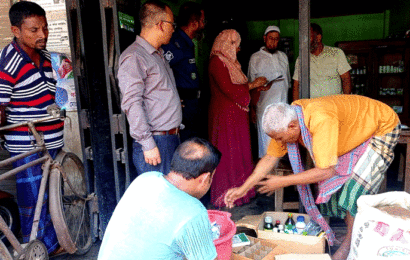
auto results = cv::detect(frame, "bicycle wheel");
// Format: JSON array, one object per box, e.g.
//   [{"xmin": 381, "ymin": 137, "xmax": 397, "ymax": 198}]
[
  {"xmin": 23, "ymin": 239, "xmax": 48, "ymax": 260},
  {"xmin": 0, "ymin": 198, "xmax": 20, "ymax": 245},
  {"xmin": 0, "ymin": 240, "xmax": 12, "ymax": 260},
  {"xmin": 49, "ymin": 152, "xmax": 93, "ymax": 255}
]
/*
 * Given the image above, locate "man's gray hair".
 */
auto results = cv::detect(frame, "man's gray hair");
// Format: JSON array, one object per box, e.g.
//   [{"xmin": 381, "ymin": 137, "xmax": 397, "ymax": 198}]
[
  {"xmin": 262, "ymin": 103, "xmax": 297, "ymax": 134},
  {"xmin": 139, "ymin": 0, "xmax": 168, "ymax": 29}
]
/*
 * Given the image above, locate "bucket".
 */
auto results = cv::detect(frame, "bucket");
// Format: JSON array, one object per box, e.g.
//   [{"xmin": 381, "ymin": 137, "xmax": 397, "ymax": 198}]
[{"xmin": 208, "ymin": 210, "xmax": 237, "ymax": 260}]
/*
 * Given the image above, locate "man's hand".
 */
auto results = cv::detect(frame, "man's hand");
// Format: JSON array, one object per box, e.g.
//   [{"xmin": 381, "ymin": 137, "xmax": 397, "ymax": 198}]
[
  {"xmin": 224, "ymin": 187, "xmax": 247, "ymax": 209},
  {"xmin": 249, "ymin": 77, "xmax": 267, "ymax": 90},
  {"xmin": 143, "ymin": 146, "xmax": 161, "ymax": 166},
  {"xmin": 257, "ymin": 80, "xmax": 273, "ymax": 92},
  {"xmin": 256, "ymin": 175, "xmax": 283, "ymax": 196}
]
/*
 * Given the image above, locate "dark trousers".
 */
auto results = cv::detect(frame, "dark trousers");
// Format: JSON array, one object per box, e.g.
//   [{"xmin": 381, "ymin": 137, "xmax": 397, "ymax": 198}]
[
  {"xmin": 132, "ymin": 135, "xmax": 180, "ymax": 176},
  {"xmin": 180, "ymin": 98, "xmax": 202, "ymax": 142}
]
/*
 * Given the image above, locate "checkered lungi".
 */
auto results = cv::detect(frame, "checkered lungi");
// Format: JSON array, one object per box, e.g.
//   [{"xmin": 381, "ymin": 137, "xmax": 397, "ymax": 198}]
[{"xmin": 319, "ymin": 124, "xmax": 402, "ymax": 219}]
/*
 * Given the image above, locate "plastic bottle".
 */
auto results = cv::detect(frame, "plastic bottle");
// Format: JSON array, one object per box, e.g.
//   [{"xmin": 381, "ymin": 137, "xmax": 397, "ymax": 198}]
[
  {"xmin": 295, "ymin": 216, "xmax": 306, "ymax": 235},
  {"xmin": 278, "ymin": 224, "xmax": 284, "ymax": 233},
  {"xmin": 264, "ymin": 216, "xmax": 273, "ymax": 231},
  {"xmin": 274, "ymin": 220, "xmax": 280, "ymax": 229},
  {"xmin": 284, "ymin": 213, "xmax": 295, "ymax": 234}
]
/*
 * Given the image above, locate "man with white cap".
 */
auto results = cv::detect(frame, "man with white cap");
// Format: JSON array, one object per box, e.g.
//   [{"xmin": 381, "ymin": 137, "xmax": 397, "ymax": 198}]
[{"xmin": 248, "ymin": 25, "xmax": 291, "ymax": 158}]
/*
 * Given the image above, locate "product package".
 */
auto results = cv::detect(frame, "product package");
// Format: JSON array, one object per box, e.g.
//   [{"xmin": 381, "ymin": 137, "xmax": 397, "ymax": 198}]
[{"xmin": 235, "ymin": 211, "xmax": 326, "ymax": 254}]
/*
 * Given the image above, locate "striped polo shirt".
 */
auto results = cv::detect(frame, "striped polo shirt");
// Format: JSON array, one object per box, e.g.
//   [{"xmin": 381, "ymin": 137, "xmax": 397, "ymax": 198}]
[{"xmin": 0, "ymin": 40, "xmax": 64, "ymax": 153}]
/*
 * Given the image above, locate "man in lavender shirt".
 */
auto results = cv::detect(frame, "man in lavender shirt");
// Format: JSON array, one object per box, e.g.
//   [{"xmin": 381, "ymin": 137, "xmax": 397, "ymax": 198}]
[{"xmin": 117, "ymin": 0, "xmax": 182, "ymax": 176}]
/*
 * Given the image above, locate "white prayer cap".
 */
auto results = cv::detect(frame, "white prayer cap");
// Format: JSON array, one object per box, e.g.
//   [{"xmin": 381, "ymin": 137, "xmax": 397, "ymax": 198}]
[{"xmin": 264, "ymin": 25, "xmax": 280, "ymax": 35}]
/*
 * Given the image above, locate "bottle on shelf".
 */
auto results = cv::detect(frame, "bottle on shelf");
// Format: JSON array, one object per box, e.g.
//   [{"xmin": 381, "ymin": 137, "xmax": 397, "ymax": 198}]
[
  {"xmin": 264, "ymin": 216, "xmax": 273, "ymax": 231},
  {"xmin": 284, "ymin": 213, "xmax": 296, "ymax": 234},
  {"xmin": 295, "ymin": 216, "xmax": 306, "ymax": 235},
  {"xmin": 274, "ymin": 220, "xmax": 281, "ymax": 229},
  {"xmin": 278, "ymin": 224, "xmax": 285, "ymax": 233},
  {"xmin": 399, "ymin": 60, "xmax": 405, "ymax": 73}
]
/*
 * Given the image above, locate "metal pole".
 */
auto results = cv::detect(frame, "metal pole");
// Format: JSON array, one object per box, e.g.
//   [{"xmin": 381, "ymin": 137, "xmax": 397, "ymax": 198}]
[
  {"xmin": 299, "ymin": 0, "xmax": 310, "ymax": 99},
  {"xmin": 0, "ymin": 156, "xmax": 48, "ymax": 182},
  {"xmin": 0, "ymin": 147, "xmax": 44, "ymax": 168},
  {"xmin": 29, "ymin": 159, "xmax": 52, "ymax": 241}
]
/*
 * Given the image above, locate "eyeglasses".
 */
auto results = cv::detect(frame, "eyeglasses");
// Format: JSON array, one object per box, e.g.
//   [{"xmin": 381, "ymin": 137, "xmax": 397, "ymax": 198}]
[{"xmin": 161, "ymin": 20, "xmax": 177, "ymax": 30}]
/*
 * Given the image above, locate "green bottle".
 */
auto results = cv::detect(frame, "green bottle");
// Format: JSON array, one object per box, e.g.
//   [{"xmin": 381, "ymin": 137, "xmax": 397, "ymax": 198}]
[{"xmin": 284, "ymin": 213, "xmax": 295, "ymax": 234}]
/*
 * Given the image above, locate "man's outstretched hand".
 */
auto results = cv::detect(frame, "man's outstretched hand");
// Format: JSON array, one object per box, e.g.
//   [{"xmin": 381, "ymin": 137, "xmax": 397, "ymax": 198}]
[{"xmin": 224, "ymin": 187, "xmax": 246, "ymax": 208}]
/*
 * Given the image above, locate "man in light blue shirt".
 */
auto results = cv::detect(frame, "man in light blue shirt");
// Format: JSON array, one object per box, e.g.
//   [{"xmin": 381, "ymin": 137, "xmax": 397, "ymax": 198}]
[{"xmin": 98, "ymin": 137, "xmax": 221, "ymax": 260}]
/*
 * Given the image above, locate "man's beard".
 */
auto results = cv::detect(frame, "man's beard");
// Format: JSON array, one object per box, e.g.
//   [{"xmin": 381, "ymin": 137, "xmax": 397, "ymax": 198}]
[
  {"xmin": 266, "ymin": 47, "xmax": 277, "ymax": 54},
  {"xmin": 310, "ymin": 39, "xmax": 319, "ymax": 52},
  {"xmin": 35, "ymin": 38, "xmax": 47, "ymax": 50}
]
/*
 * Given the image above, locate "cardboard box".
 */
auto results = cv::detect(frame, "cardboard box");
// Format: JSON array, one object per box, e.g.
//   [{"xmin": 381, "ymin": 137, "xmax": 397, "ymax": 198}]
[
  {"xmin": 235, "ymin": 211, "xmax": 326, "ymax": 254},
  {"xmin": 275, "ymin": 254, "xmax": 332, "ymax": 260},
  {"xmin": 232, "ymin": 236, "xmax": 288, "ymax": 260}
]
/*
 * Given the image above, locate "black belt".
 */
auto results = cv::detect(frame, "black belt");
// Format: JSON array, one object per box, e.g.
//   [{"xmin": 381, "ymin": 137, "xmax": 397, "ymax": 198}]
[{"xmin": 179, "ymin": 89, "xmax": 200, "ymax": 100}]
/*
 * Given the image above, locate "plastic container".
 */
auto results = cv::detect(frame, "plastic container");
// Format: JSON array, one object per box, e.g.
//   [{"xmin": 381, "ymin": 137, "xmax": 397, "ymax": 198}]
[
  {"xmin": 264, "ymin": 216, "xmax": 273, "ymax": 231},
  {"xmin": 207, "ymin": 210, "xmax": 237, "ymax": 260},
  {"xmin": 295, "ymin": 216, "xmax": 306, "ymax": 235}
]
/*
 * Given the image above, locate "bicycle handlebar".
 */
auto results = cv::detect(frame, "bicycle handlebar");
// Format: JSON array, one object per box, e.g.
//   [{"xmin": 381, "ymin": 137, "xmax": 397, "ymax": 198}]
[{"xmin": 0, "ymin": 105, "xmax": 66, "ymax": 132}]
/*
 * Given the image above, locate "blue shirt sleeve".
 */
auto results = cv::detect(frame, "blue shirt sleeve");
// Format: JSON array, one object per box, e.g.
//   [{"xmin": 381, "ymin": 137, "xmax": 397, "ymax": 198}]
[{"xmin": 173, "ymin": 212, "xmax": 217, "ymax": 260}]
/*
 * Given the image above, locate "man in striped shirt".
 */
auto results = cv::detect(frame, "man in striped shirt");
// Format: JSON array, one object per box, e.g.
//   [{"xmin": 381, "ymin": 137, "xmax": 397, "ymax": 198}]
[{"xmin": 0, "ymin": 1, "xmax": 63, "ymax": 254}]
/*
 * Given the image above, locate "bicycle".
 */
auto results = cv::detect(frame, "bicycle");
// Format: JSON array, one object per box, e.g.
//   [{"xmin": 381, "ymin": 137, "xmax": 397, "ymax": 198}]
[{"xmin": 0, "ymin": 105, "xmax": 94, "ymax": 259}]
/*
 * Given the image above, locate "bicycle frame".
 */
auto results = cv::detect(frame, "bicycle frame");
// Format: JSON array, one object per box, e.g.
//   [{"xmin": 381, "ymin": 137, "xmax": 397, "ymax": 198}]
[{"xmin": 0, "ymin": 107, "xmax": 64, "ymax": 256}]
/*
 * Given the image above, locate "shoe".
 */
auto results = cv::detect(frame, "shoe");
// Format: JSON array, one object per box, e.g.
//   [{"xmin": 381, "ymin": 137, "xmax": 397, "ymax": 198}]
[{"xmin": 49, "ymin": 246, "xmax": 67, "ymax": 257}]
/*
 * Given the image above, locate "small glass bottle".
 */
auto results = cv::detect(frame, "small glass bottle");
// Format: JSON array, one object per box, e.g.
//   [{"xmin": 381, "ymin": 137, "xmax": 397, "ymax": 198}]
[
  {"xmin": 274, "ymin": 220, "xmax": 280, "ymax": 229},
  {"xmin": 264, "ymin": 216, "xmax": 273, "ymax": 231},
  {"xmin": 284, "ymin": 213, "xmax": 295, "ymax": 234}
]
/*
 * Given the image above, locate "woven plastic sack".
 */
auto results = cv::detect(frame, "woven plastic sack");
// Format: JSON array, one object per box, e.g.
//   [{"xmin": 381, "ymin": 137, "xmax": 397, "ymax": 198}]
[{"xmin": 347, "ymin": 191, "xmax": 410, "ymax": 260}]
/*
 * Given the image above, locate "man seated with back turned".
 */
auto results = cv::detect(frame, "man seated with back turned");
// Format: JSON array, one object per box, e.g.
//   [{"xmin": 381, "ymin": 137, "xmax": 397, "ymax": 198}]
[{"xmin": 98, "ymin": 137, "xmax": 221, "ymax": 260}]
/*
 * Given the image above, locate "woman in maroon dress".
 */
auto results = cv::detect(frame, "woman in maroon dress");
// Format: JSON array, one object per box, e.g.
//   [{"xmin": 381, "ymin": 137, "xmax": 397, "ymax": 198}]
[{"xmin": 208, "ymin": 29, "xmax": 267, "ymax": 207}]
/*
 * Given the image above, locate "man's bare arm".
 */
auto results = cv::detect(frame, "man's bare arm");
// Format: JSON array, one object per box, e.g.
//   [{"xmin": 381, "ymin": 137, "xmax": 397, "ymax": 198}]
[
  {"xmin": 340, "ymin": 71, "xmax": 352, "ymax": 94},
  {"xmin": 292, "ymin": 80, "xmax": 300, "ymax": 101}
]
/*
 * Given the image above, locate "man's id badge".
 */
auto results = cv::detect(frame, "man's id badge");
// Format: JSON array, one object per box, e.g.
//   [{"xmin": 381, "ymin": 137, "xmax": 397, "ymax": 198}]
[{"xmin": 191, "ymin": 72, "xmax": 197, "ymax": 80}]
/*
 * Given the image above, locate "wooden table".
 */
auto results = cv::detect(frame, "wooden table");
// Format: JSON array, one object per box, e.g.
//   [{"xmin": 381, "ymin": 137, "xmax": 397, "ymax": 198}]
[{"xmin": 398, "ymin": 130, "xmax": 410, "ymax": 193}]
